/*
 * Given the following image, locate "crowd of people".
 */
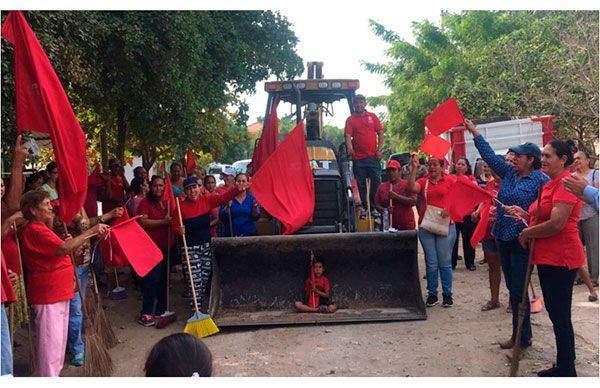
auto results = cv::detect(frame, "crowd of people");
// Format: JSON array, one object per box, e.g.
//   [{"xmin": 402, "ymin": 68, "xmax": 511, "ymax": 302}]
[{"xmin": 1, "ymin": 99, "xmax": 599, "ymax": 377}]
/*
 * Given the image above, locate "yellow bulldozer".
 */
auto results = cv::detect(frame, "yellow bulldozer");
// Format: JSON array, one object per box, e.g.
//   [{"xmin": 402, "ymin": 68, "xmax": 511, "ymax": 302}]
[{"xmin": 209, "ymin": 62, "xmax": 425, "ymax": 326}]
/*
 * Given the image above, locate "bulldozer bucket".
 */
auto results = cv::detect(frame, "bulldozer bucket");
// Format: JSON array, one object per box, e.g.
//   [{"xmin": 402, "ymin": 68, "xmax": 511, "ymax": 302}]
[{"xmin": 209, "ymin": 231, "xmax": 426, "ymax": 326}]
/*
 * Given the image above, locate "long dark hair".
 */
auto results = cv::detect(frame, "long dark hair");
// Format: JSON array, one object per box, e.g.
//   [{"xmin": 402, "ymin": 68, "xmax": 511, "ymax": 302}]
[
  {"xmin": 147, "ymin": 175, "xmax": 165, "ymax": 204},
  {"xmin": 548, "ymin": 140, "xmax": 574, "ymax": 167},
  {"xmin": 129, "ymin": 177, "xmax": 147, "ymax": 196},
  {"xmin": 451, "ymin": 157, "xmax": 473, "ymax": 176},
  {"xmin": 144, "ymin": 333, "xmax": 212, "ymax": 377}
]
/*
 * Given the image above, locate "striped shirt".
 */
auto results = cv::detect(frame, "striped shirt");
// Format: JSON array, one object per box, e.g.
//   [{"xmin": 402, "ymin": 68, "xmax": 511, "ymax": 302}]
[{"xmin": 473, "ymin": 135, "xmax": 549, "ymax": 241}]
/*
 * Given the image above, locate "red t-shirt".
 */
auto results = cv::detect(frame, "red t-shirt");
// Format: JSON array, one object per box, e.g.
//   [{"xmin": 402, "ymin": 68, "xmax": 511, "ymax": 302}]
[
  {"xmin": 103, "ymin": 175, "xmax": 125, "ymax": 213},
  {"xmin": 344, "ymin": 111, "xmax": 383, "ymax": 160},
  {"xmin": 529, "ymin": 169, "xmax": 585, "ymax": 270},
  {"xmin": 416, "ymin": 174, "xmax": 456, "ymax": 224},
  {"xmin": 1, "ymin": 227, "xmax": 21, "ymax": 275},
  {"xmin": 137, "ymin": 198, "xmax": 175, "ymax": 251},
  {"xmin": 20, "ymin": 221, "xmax": 74, "ymax": 305},
  {"xmin": 304, "ymin": 275, "xmax": 331, "ymax": 297},
  {"xmin": 1, "ymin": 252, "xmax": 16, "ymax": 304},
  {"xmin": 483, "ymin": 179, "xmax": 501, "ymax": 240},
  {"xmin": 374, "ymin": 180, "xmax": 417, "ymax": 230}
]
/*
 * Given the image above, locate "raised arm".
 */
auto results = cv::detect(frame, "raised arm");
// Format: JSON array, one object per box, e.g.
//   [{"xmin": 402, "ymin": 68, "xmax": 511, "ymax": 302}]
[
  {"xmin": 406, "ymin": 154, "xmax": 422, "ymax": 194},
  {"xmin": 464, "ymin": 119, "xmax": 511, "ymax": 178}
]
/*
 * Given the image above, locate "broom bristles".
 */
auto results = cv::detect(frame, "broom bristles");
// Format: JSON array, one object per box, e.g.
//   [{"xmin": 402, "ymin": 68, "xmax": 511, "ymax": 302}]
[
  {"xmin": 83, "ymin": 330, "xmax": 113, "ymax": 377},
  {"xmin": 183, "ymin": 315, "xmax": 219, "ymax": 338},
  {"xmin": 95, "ymin": 308, "xmax": 118, "ymax": 348},
  {"xmin": 84, "ymin": 286, "xmax": 97, "ymax": 321}
]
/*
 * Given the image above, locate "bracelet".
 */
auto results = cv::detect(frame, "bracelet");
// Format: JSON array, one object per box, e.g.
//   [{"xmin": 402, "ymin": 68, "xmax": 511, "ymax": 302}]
[{"xmin": 96, "ymin": 215, "xmax": 104, "ymax": 224}]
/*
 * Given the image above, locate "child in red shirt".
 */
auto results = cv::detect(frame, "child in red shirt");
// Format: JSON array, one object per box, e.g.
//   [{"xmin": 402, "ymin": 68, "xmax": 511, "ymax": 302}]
[{"xmin": 293, "ymin": 259, "xmax": 337, "ymax": 313}]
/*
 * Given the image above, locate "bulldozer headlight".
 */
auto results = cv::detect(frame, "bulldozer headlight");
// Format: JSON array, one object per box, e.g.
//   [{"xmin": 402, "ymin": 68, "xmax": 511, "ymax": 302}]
[
  {"xmin": 282, "ymin": 83, "xmax": 293, "ymax": 90},
  {"xmin": 331, "ymin": 81, "xmax": 342, "ymax": 89},
  {"xmin": 318, "ymin": 81, "xmax": 328, "ymax": 89}
]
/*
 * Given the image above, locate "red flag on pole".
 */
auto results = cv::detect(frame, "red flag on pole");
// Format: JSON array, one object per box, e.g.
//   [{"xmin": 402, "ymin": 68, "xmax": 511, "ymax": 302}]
[
  {"xmin": 308, "ymin": 251, "xmax": 319, "ymax": 308},
  {"xmin": 185, "ymin": 149, "xmax": 196, "ymax": 175},
  {"xmin": 251, "ymin": 121, "xmax": 314, "ymax": 235},
  {"xmin": 424, "ymin": 97, "xmax": 464, "ymax": 136},
  {"xmin": 252, "ymin": 99, "xmax": 279, "ymax": 173},
  {"xmin": 2, "ymin": 11, "xmax": 87, "ymax": 224},
  {"xmin": 162, "ymin": 174, "xmax": 177, "ymax": 214},
  {"xmin": 419, "ymin": 134, "xmax": 451, "ymax": 160},
  {"xmin": 101, "ymin": 207, "xmax": 130, "ymax": 268},
  {"xmin": 445, "ymin": 176, "xmax": 494, "ymax": 222},
  {"xmin": 470, "ymin": 200, "xmax": 492, "ymax": 249},
  {"xmin": 108, "ymin": 215, "xmax": 163, "ymax": 277}
]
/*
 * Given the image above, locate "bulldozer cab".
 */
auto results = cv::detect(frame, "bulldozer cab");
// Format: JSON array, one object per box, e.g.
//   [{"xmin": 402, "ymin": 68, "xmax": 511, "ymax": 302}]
[{"xmin": 209, "ymin": 62, "xmax": 425, "ymax": 326}]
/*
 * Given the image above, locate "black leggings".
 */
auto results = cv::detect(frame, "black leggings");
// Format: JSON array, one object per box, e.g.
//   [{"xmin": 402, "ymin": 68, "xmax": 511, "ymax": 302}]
[
  {"xmin": 537, "ymin": 264, "xmax": 578, "ymax": 376},
  {"xmin": 452, "ymin": 216, "xmax": 476, "ymax": 268}
]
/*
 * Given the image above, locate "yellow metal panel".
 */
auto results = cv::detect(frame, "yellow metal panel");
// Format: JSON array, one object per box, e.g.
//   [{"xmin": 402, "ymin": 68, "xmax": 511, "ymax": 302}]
[{"xmin": 307, "ymin": 146, "xmax": 336, "ymax": 161}]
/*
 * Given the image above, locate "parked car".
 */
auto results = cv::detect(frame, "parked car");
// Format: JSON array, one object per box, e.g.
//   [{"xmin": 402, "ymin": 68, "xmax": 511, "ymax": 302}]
[
  {"xmin": 207, "ymin": 163, "xmax": 233, "ymax": 186},
  {"xmin": 232, "ymin": 159, "xmax": 252, "ymax": 174}
]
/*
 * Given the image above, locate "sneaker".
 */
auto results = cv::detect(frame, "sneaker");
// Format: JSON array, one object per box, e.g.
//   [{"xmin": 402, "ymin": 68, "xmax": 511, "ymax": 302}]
[
  {"xmin": 71, "ymin": 352, "xmax": 84, "ymax": 367},
  {"xmin": 425, "ymin": 294, "xmax": 439, "ymax": 307},
  {"xmin": 371, "ymin": 209, "xmax": 381, "ymax": 218},
  {"xmin": 359, "ymin": 208, "xmax": 367, "ymax": 219},
  {"xmin": 138, "ymin": 314, "xmax": 156, "ymax": 327},
  {"xmin": 537, "ymin": 366, "xmax": 559, "ymax": 377},
  {"xmin": 442, "ymin": 293, "xmax": 453, "ymax": 307}
]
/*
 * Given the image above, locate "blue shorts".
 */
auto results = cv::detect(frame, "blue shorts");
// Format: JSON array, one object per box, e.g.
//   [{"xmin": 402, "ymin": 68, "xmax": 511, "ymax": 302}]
[{"xmin": 482, "ymin": 239, "xmax": 498, "ymax": 253}]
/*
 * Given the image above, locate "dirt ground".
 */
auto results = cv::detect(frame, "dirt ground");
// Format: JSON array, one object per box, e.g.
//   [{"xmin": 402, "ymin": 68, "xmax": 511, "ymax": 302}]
[{"xmin": 12, "ymin": 241, "xmax": 599, "ymax": 377}]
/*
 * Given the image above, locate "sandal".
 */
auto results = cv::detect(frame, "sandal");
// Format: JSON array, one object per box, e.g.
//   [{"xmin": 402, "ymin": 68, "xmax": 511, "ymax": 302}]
[
  {"xmin": 481, "ymin": 300, "xmax": 500, "ymax": 311},
  {"xmin": 589, "ymin": 294, "xmax": 598, "ymax": 302},
  {"xmin": 468, "ymin": 265, "xmax": 476, "ymax": 271},
  {"xmin": 574, "ymin": 278, "xmax": 584, "ymax": 286}
]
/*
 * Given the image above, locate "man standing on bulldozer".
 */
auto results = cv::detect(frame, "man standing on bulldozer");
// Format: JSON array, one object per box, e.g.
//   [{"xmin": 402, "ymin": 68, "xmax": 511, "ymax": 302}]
[{"xmin": 344, "ymin": 94, "xmax": 385, "ymax": 218}]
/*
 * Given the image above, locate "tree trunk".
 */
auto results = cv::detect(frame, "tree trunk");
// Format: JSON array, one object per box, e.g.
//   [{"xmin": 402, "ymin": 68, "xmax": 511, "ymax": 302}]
[
  {"xmin": 100, "ymin": 126, "xmax": 108, "ymax": 170},
  {"xmin": 116, "ymin": 105, "xmax": 127, "ymax": 165}
]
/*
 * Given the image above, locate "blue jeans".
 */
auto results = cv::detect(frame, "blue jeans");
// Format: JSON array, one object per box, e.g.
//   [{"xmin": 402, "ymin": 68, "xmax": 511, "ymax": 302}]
[
  {"xmin": 353, "ymin": 157, "xmax": 381, "ymax": 210},
  {"xmin": 1, "ymin": 303, "xmax": 12, "ymax": 376},
  {"xmin": 67, "ymin": 265, "xmax": 89, "ymax": 355},
  {"xmin": 418, "ymin": 225, "xmax": 457, "ymax": 295},
  {"xmin": 496, "ymin": 238, "xmax": 532, "ymax": 347}
]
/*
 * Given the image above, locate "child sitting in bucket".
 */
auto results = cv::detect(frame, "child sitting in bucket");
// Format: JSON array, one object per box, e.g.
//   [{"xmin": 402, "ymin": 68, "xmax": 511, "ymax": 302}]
[{"xmin": 294, "ymin": 258, "xmax": 337, "ymax": 313}]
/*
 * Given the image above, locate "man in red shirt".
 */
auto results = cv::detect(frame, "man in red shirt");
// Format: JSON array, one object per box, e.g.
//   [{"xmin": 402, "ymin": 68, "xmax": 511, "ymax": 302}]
[
  {"xmin": 375, "ymin": 160, "xmax": 417, "ymax": 230},
  {"xmin": 344, "ymin": 95, "xmax": 384, "ymax": 218},
  {"xmin": 101, "ymin": 158, "xmax": 128, "ymax": 213}
]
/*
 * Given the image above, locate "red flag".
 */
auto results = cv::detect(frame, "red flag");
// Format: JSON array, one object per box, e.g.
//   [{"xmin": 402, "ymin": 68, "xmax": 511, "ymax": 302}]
[
  {"xmin": 252, "ymin": 100, "xmax": 279, "ymax": 172},
  {"xmin": 446, "ymin": 176, "xmax": 494, "ymax": 222},
  {"xmin": 109, "ymin": 215, "xmax": 163, "ymax": 277},
  {"xmin": 470, "ymin": 200, "xmax": 492, "ymax": 249},
  {"xmin": 424, "ymin": 97, "xmax": 464, "ymax": 136},
  {"xmin": 101, "ymin": 207, "xmax": 130, "ymax": 268},
  {"xmin": 88, "ymin": 164, "xmax": 103, "ymax": 187},
  {"xmin": 308, "ymin": 251, "xmax": 319, "ymax": 308},
  {"xmin": 251, "ymin": 121, "xmax": 314, "ymax": 235},
  {"xmin": 185, "ymin": 149, "xmax": 196, "ymax": 174},
  {"xmin": 419, "ymin": 134, "xmax": 451, "ymax": 160},
  {"xmin": 2, "ymin": 12, "xmax": 87, "ymax": 224},
  {"xmin": 161, "ymin": 174, "xmax": 177, "ymax": 215}
]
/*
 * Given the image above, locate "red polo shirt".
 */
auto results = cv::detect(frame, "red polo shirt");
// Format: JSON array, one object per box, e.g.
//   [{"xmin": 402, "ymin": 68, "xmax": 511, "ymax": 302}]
[
  {"xmin": 416, "ymin": 174, "xmax": 456, "ymax": 224},
  {"xmin": 529, "ymin": 169, "xmax": 585, "ymax": 270},
  {"xmin": 344, "ymin": 111, "xmax": 383, "ymax": 160},
  {"xmin": 374, "ymin": 180, "xmax": 417, "ymax": 230},
  {"xmin": 20, "ymin": 221, "xmax": 74, "ymax": 305},
  {"xmin": 137, "ymin": 198, "xmax": 175, "ymax": 251}
]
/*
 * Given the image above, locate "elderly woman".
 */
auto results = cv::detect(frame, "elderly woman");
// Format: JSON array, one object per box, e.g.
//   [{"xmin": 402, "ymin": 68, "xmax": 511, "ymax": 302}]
[
  {"xmin": 173, "ymin": 177, "xmax": 240, "ymax": 312},
  {"xmin": 465, "ymin": 119, "xmax": 549, "ymax": 359},
  {"xmin": 407, "ymin": 154, "xmax": 457, "ymax": 308},
  {"xmin": 219, "ymin": 173, "xmax": 260, "ymax": 237},
  {"xmin": 509, "ymin": 141, "xmax": 585, "ymax": 376},
  {"xmin": 19, "ymin": 190, "xmax": 108, "ymax": 376}
]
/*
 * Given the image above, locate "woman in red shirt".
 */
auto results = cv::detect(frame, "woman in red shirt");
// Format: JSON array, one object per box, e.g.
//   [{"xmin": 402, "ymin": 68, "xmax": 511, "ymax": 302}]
[
  {"xmin": 451, "ymin": 157, "xmax": 479, "ymax": 271},
  {"xmin": 19, "ymin": 190, "xmax": 108, "ymax": 376},
  {"xmin": 407, "ymin": 154, "xmax": 457, "ymax": 308},
  {"xmin": 511, "ymin": 140, "xmax": 584, "ymax": 376}
]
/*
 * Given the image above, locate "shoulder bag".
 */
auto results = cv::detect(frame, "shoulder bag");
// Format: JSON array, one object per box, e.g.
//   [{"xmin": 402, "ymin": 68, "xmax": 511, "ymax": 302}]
[{"xmin": 419, "ymin": 179, "xmax": 450, "ymax": 236}]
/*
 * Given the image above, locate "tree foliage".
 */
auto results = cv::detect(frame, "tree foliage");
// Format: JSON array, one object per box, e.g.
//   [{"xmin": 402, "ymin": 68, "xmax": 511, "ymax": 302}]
[
  {"xmin": 366, "ymin": 11, "xmax": 599, "ymax": 154},
  {"xmin": 1, "ymin": 11, "xmax": 303, "ymax": 169}
]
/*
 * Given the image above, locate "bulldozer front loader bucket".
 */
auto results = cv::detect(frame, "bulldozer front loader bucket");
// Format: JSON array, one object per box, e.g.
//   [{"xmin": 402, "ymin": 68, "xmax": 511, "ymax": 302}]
[{"xmin": 209, "ymin": 231, "xmax": 425, "ymax": 326}]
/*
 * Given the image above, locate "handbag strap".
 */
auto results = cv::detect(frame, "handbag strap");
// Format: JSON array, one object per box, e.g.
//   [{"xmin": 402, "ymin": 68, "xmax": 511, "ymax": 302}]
[{"xmin": 424, "ymin": 179, "xmax": 429, "ymax": 205}]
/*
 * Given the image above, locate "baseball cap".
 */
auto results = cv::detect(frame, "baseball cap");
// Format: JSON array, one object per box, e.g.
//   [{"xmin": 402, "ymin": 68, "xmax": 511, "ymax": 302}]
[
  {"xmin": 386, "ymin": 160, "xmax": 401, "ymax": 170},
  {"xmin": 183, "ymin": 176, "xmax": 199, "ymax": 189},
  {"xmin": 509, "ymin": 142, "xmax": 541, "ymax": 160},
  {"xmin": 222, "ymin": 167, "xmax": 236, "ymax": 176}
]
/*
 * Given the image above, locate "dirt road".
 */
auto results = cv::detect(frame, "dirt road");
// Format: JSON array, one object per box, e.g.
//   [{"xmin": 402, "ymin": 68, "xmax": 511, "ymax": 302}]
[{"xmin": 13, "ymin": 245, "xmax": 599, "ymax": 377}]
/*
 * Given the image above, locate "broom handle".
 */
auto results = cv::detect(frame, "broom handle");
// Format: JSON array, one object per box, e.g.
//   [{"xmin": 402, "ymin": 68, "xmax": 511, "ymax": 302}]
[
  {"xmin": 62, "ymin": 222, "xmax": 89, "ymax": 320},
  {"xmin": 510, "ymin": 178, "xmax": 544, "ymax": 376},
  {"xmin": 389, "ymin": 190, "xmax": 393, "ymax": 229},
  {"xmin": 113, "ymin": 268, "xmax": 120, "ymax": 288},
  {"xmin": 13, "ymin": 222, "xmax": 35, "ymax": 365},
  {"xmin": 366, "ymin": 178, "xmax": 372, "ymax": 232},
  {"xmin": 530, "ymin": 282, "xmax": 537, "ymax": 299},
  {"xmin": 228, "ymin": 201, "xmax": 234, "ymax": 237},
  {"xmin": 176, "ymin": 197, "xmax": 201, "ymax": 314},
  {"xmin": 166, "ymin": 199, "xmax": 171, "ymax": 311}
]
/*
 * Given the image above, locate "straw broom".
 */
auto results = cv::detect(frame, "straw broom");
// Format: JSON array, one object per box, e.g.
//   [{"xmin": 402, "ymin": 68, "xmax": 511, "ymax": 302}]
[
  {"xmin": 13, "ymin": 222, "xmax": 36, "ymax": 375},
  {"xmin": 63, "ymin": 222, "xmax": 113, "ymax": 376},
  {"xmin": 176, "ymin": 197, "xmax": 219, "ymax": 338},
  {"xmin": 90, "ymin": 268, "xmax": 118, "ymax": 348},
  {"xmin": 509, "ymin": 178, "xmax": 544, "ymax": 377}
]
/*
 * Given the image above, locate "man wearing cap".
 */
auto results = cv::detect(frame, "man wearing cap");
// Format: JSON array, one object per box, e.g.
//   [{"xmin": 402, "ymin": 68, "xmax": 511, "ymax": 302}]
[
  {"xmin": 216, "ymin": 167, "xmax": 237, "ymax": 194},
  {"xmin": 345, "ymin": 94, "xmax": 384, "ymax": 218},
  {"xmin": 465, "ymin": 119, "xmax": 549, "ymax": 360},
  {"xmin": 375, "ymin": 160, "xmax": 417, "ymax": 230}
]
